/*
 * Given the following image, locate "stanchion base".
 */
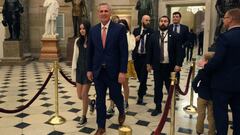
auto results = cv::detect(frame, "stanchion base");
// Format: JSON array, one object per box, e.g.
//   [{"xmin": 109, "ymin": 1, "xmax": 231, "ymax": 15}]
[
  {"xmin": 183, "ymin": 105, "xmax": 197, "ymax": 115},
  {"xmin": 119, "ymin": 125, "xmax": 132, "ymax": 135},
  {"xmin": 47, "ymin": 115, "xmax": 66, "ymax": 125}
]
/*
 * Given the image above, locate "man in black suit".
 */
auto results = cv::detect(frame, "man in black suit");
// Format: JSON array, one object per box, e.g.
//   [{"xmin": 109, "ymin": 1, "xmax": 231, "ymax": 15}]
[
  {"xmin": 87, "ymin": 3, "xmax": 128, "ymax": 135},
  {"xmin": 203, "ymin": 8, "xmax": 240, "ymax": 135},
  {"xmin": 146, "ymin": 16, "xmax": 184, "ymax": 116},
  {"xmin": 186, "ymin": 29, "xmax": 197, "ymax": 61},
  {"xmin": 198, "ymin": 31, "xmax": 204, "ymax": 56},
  {"xmin": 132, "ymin": 15, "xmax": 154, "ymax": 104}
]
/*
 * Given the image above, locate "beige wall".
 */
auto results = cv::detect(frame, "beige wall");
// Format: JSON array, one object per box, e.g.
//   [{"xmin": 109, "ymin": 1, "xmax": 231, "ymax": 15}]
[
  {"xmin": 92, "ymin": 0, "xmax": 138, "ymax": 30},
  {"xmin": 3, "ymin": 0, "xmax": 218, "ymax": 58}
]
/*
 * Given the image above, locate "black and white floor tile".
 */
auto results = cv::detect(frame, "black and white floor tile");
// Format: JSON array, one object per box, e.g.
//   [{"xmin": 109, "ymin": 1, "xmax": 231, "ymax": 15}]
[{"xmin": 0, "ymin": 55, "xmax": 233, "ymax": 135}]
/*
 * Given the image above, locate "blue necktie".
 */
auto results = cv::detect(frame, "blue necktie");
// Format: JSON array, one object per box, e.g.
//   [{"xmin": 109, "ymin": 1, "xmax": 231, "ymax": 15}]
[{"xmin": 174, "ymin": 25, "xmax": 178, "ymax": 33}]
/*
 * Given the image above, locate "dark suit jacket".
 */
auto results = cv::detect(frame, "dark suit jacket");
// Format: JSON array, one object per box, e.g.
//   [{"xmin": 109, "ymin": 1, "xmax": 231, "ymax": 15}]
[
  {"xmin": 146, "ymin": 30, "xmax": 184, "ymax": 70},
  {"xmin": 204, "ymin": 27, "xmax": 240, "ymax": 92},
  {"xmin": 87, "ymin": 21, "xmax": 128, "ymax": 80},
  {"xmin": 132, "ymin": 27, "xmax": 154, "ymax": 59},
  {"xmin": 169, "ymin": 24, "xmax": 189, "ymax": 47}
]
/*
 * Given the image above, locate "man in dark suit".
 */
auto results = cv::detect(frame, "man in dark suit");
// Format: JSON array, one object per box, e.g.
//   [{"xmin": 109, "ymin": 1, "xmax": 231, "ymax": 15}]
[
  {"xmin": 186, "ymin": 29, "xmax": 197, "ymax": 61},
  {"xmin": 132, "ymin": 15, "xmax": 154, "ymax": 104},
  {"xmin": 198, "ymin": 31, "xmax": 204, "ymax": 56},
  {"xmin": 203, "ymin": 8, "xmax": 240, "ymax": 135},
  {"xmin": 169, "ymin": 11, "xmax": 189, "ymax": 87},
  {"xmin": 169, "ymin": 12, "xmax": 189, "ymax": 50},
  {"xmin": 87, "ymin": 3, "xmax": 128, "ymax": 135},
  {"xmin": 146, "ymin": 16, "xmax": 184, "ymax": 116}
]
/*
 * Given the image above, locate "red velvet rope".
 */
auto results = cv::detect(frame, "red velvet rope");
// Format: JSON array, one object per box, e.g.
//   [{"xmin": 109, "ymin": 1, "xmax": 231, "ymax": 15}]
[
  {"xmin": 59, "ymin": 69, "xmax": 76, "ymax": 86},
  {"xmin": 176, "ymin": 65, "xmax": 193, "ymax": 95},
  {"xmin": 0, "ymin": 71, "xmax": 53, "ymax": 113},
  {"xmin": 154, "ymin": 84, "xmax": 175, "ymax": 135}
]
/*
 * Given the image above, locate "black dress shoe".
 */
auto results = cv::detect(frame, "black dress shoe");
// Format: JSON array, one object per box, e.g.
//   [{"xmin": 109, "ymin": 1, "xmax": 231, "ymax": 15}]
[
  {"xmin": 136, "ymin": 98, "xmax": 143, "ymax": 104},
  {"xmin": 151, "ymin": 109, "xmax": 162, "ymax": 116},
  {"xmin": 118, "ymin": 114, "xmax": 125, "ymax": 126}
]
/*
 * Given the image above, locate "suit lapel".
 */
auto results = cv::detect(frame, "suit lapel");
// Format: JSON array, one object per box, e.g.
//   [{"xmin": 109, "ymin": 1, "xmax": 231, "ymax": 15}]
[
  {"xmin": 156, "ymin": 31, "xmax": 160, "ymax": 49},
  {"xmin": 105, "ymin": 21, "xmax": 113, "ymax": 49},
  {"xmin": 168, "ymin": 31, "xmax": 173, "ymax": 53},
  {"xmin": 96, "ymin": 24, "xmax": 103, "ymax": 49}
]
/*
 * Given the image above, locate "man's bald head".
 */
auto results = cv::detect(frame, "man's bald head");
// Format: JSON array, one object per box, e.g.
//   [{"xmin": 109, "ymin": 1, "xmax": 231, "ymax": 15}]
[{"xmin": 141, "ymin": 15, "xmax": 151, "ymax": 28}]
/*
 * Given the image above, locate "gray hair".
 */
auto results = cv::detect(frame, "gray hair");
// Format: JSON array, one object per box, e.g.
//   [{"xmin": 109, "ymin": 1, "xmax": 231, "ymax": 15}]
[
  {"xmin": 98, "ymin": 2, "xmax": 112, "ymax": 11},
  {"xmin": 227, "ymin": 8, "xmax": 240, "ymax": 23}
]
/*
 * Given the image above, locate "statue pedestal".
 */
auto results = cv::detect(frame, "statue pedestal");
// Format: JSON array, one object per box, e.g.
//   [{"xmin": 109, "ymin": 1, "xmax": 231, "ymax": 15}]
[
  {"xmin": 66, "ymin": 37, "xmax": 77, "ymax": 66},
  {"xmin": 0, "ymin": 40, "xmax": 28, "ymax": 65},
  {"xmin": 39, "ymin": 37, "xmax": 61, "ymax": 61}
]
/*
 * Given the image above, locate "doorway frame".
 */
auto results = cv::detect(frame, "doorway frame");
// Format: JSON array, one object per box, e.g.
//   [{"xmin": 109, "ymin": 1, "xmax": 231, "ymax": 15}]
[{"xmin": 158, "ymin": 0, "xmax": 214, "ymax": 54}]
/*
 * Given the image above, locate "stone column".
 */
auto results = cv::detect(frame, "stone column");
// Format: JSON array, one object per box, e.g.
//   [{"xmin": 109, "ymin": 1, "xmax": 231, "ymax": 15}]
[{"xmin": 0, "ymin": 7, "xmax": 5, "ymax": 61}]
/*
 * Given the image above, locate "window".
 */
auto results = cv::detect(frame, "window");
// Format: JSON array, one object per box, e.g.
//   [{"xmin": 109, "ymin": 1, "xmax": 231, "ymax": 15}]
[{"xmin": 56, "ymin": 13, "xmax": 64, "ymax": 40}]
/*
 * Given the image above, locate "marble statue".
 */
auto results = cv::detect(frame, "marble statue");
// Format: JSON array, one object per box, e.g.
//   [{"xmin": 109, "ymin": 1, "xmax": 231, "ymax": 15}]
[
  {"xmin": 2, "ymin": 0, "xmax": 24, "ymax": 40},
  {"xmin": 43, "ymin": 0, "xmax": 59, "ymax": 38}
]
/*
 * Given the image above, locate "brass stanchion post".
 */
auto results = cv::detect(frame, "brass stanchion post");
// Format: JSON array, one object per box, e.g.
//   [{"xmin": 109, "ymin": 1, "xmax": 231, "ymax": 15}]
[
  {"xmin": 47, "ymin": 61, "xmax": 66, "ymax": 125},
  {"xmin": 183, "ymin": 58, "xmax": 197, "ymax": 117},
  {"xmin": 119, "ymin": 125, "xmax": 132, "ymax": 135},
  {"xmin": 170, "ymin": 72, "xmax": 176, "ymax": 135}
]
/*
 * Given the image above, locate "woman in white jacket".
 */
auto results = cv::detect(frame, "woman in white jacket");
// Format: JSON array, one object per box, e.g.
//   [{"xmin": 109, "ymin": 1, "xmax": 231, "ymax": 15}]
[
  {"xmin": 71, "ymin": 20, "xmax": 92, "ymax": 125},
  {"xmin": 119, "ymin": 19, "xmax": 137, "ymax": 109}
]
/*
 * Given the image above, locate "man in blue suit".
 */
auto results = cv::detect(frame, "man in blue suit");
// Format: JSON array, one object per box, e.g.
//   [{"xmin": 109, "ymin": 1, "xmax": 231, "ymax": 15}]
[
  {"xmin": 203, "ymin": 8, "xmax": 240, "ymax": 135},
  {"xmin": 87, "ymin": 3, "xmax": 128, "ymax": 135},
  {"xmin": 146, "ymin": 16, "xmax": 184, "ymax": 116},
  {"xmin": 169, "ymin": 11, "xmax": 189, "ymax": 91}
]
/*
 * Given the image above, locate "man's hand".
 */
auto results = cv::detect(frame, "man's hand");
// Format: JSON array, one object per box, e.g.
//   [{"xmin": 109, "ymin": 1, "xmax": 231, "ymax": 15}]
[
  {"xmin": 87, "ymin": 71, "xmax": 93, "ymax": 81},
  {"xmin": 118, "ymin": 73, "xmax": 126, "ymax": 84},
  {"xmin": 135, "ymin": 35, "xmax": 141, "ymax": 42},
  {"xmin": 146, "ymin": 64, "xmax": 152, "ymax": 72},
  {"xmin": 174, "ymin": 66, "xmax": 181, "ymax": 72}
]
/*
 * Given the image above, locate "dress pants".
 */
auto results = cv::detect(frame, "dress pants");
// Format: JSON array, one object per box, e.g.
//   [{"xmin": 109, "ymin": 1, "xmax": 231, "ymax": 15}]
[
  {"xmin": 153, "ymin": 64, "xmax": 171, "ymax": 108},
  {"xmin": 94, "ymin": 68, "xmax": 124, "ymax": 128},
  {"xmin": 134, "ymin": 54, "xmax": 148, "ymax": 98},
  {"xmin": 196, "ymin": 97, "xmax": 215, "ymax": 135},
  {"xmin": 212, "ymin": 90, "xmax": 240, "ymax": 135}
]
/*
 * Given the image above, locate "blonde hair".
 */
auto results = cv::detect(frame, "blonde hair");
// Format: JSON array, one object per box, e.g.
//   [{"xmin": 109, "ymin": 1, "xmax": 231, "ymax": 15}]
[{"xmin": 204, "ymin": 52, "xmax": 215, "ymax": 61}]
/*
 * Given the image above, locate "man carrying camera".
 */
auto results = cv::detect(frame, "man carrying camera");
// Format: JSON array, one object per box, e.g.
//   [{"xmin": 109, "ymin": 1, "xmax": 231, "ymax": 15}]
[{"xmin": 132, "ymin": 15, "xmax": 153, "ymax": 105}]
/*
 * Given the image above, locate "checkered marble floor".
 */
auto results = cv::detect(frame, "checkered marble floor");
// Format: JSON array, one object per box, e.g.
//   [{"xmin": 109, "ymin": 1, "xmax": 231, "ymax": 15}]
[{"xmin": 0, "ymin": 55, "xmax": 233, "ymax": 135}]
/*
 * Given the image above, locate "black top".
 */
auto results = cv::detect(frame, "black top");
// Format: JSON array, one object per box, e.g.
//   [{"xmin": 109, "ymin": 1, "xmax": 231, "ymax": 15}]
[
  {"xmin": 192, "ymin": 69, "xmax": 212, "ymax": 100},
  {"xmin": 77, "ymin": 38, "xmax": 88, "ymax": 73}
]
